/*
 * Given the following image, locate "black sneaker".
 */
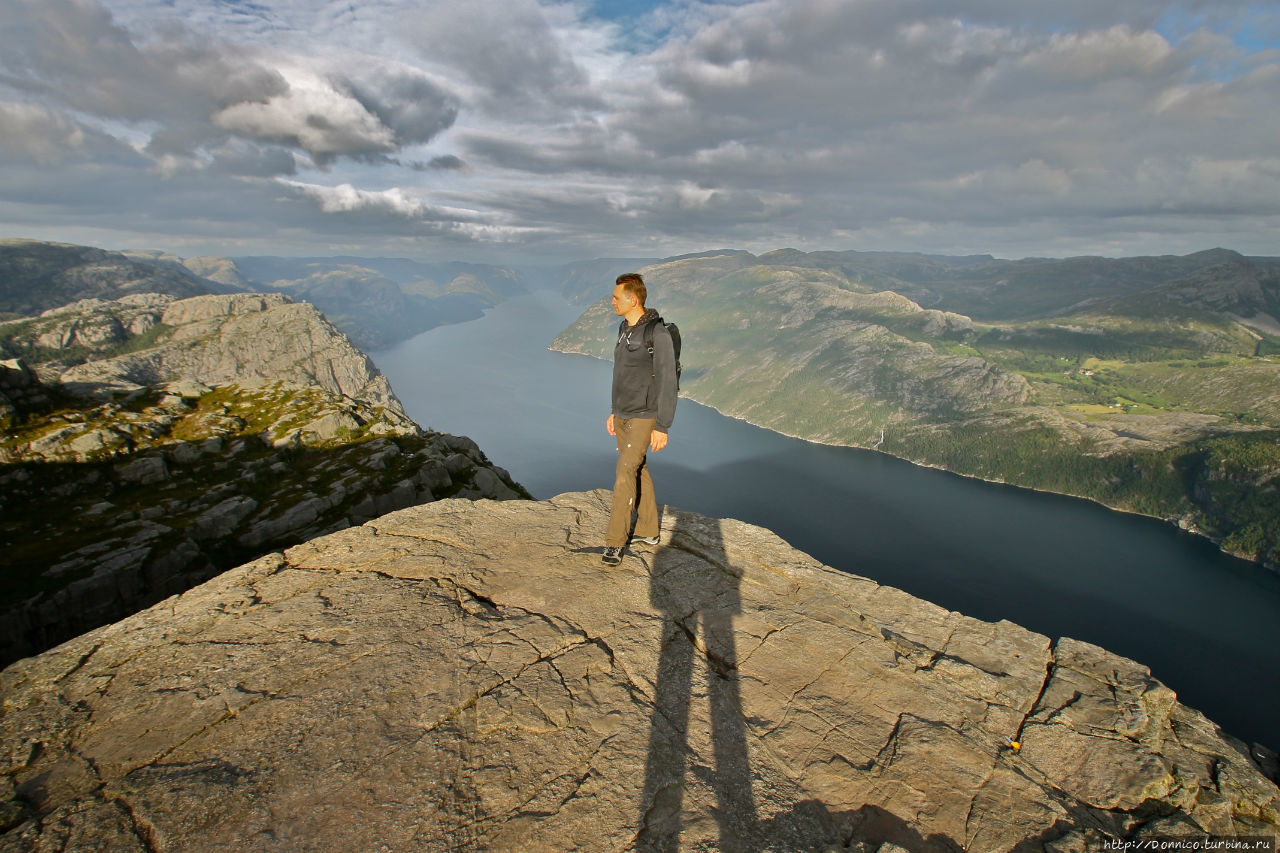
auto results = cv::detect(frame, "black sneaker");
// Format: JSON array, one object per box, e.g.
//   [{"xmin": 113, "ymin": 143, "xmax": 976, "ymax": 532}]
[
  {"xmin": 601, "ymin": 546, "xmax": 623, "ymax": 566},
  {"xmin": 631, "ymin": 534, "xmax": 660, "ymax": 546}
]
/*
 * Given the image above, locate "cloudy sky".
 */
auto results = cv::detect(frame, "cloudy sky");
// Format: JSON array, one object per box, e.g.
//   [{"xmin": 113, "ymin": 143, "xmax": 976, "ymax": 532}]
[{"xmin": 1, "ymin": 0, "xmax": 1277, "ymax": 263}]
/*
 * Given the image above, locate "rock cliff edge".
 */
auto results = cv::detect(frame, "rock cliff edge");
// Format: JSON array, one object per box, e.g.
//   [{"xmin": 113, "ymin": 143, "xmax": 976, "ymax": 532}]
[{"xmin": 2, "ymin": 491, "xmax": 1276, "ymax": 851}]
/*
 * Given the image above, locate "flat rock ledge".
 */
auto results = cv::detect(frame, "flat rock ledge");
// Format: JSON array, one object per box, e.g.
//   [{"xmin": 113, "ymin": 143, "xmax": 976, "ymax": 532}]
[{"xmin": 2, "ymin": 491, "xmax": 1276, "ymax": 852}]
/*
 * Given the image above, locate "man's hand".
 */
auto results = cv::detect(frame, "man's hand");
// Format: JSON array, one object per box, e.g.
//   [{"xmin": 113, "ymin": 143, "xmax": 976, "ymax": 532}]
[
  {"xmin": 606, "ymin": 414, "xmax": 616, "ymax": 436},
  {"xmin": 649, "ymin": 430, "xmax": 668, "ymax": 452}
]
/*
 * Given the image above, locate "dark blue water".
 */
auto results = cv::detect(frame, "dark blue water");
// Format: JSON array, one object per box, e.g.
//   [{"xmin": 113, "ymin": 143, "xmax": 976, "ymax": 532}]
[{"xmin": 374, "ymin": 290, "xmax": 1280, "ymax": 749}]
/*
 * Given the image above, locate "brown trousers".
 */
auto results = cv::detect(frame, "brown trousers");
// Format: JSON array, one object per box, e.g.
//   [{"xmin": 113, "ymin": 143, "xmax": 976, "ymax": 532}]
[{"xmin": 606, "ymin": 417, "xmax": 660, "ymax": 547}]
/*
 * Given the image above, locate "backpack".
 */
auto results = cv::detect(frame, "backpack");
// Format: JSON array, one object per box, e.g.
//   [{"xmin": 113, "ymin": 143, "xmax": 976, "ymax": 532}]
[{"xmin": 620, "ymin": 316, "xmax": 682, "ymax": 390}]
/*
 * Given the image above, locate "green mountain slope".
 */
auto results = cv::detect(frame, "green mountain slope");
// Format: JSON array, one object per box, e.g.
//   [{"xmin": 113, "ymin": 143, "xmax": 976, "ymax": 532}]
[{"xmin": 552, "ymin": 249, "xmax": 1280, "ymax": 569}]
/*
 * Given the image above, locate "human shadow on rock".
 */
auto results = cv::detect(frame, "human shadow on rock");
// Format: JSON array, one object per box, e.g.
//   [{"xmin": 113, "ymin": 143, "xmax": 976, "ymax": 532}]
[
  {"xmin": 636, "ymin": 509, "xmax": 757, "ymax": 852},
  {"xmin": 631, "ymin": 508, "xmax": 971, "ymax": 852}
]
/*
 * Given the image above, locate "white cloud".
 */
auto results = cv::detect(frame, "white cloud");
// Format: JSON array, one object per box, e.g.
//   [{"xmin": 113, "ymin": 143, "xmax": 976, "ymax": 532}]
[
  {"xmin": 213, "ymin": 68, "xmax": 397, "ymax": 160},
  {"xmin": 0, "ymin": 102, "xmax": 86, "ymax": 163},
  {"xmin": 279, "ymin": 180, "xmax": 435, "ymax": 217},
  {"xmin": 275, "ymin": 177, "xmax": 551, "ymax": 244},
  {"xmin": 1019, "ymin": 26, "xmax": 1175, "ymax": 79}
]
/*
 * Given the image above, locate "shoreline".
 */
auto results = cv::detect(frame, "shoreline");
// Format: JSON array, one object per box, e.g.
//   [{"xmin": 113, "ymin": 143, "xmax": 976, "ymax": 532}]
[
  {"xmin": 703, "ymin": 401, "xmax": 1276, "ymax": 573},
  {"xmin": 549, "ymin": 344, "xmax": 1274, "ymax": 575}
]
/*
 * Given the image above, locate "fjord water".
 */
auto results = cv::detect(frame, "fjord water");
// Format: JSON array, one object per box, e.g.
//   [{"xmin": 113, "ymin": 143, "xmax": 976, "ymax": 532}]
[{"xmin": 374, "ymin": 290, "xmax": 1280, "ymax": 749}]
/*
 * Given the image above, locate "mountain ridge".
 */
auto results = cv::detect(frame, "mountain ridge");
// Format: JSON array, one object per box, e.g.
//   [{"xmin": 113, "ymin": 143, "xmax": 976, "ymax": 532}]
[
  {"xmin": 0, "ymin": 240, "xmax": 239, "ymax": 318},
  {"xmin": 0, "ymin": 241, "xmax": 532, "ymax": 353}
]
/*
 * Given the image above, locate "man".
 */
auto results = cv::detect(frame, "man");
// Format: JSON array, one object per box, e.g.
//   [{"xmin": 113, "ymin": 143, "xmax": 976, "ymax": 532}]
[{"xmin": 602, "ymin": 272, "xmax": 678, "ymax": 566}]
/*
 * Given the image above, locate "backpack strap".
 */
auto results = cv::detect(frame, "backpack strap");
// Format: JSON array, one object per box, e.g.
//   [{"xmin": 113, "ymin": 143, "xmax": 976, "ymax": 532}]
[{"xmin": 643, "ymin": 316, "xmax": 663, "ymax": 377}]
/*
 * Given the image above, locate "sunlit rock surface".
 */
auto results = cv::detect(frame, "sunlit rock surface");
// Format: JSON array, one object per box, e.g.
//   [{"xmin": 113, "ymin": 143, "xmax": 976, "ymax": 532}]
[{"xmin": 2, "ymin": 491, "xmax": 1276, "ymax": 851}]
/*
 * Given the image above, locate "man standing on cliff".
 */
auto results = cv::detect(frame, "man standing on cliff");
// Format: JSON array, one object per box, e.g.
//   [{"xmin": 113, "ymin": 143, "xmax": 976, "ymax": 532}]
[{"xmin": 602, "ymin": 273, "xmax": 678, "ymax": 566}]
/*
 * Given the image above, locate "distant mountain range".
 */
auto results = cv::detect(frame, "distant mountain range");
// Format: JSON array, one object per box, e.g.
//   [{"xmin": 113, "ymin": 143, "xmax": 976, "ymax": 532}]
[
  {"xmin": 1, "ymin": 240, "xmax": 531, "ymax": 352},
  {"xmin": 553, "ymin": 248, "xmax": 1280, "ymax": 570},
  {"xmin": 0, "ymin": 239, "xmax": 675, "ymax": 353},
  {"xmin": 752, "ymin": 247, "xmax": 1280, "ymax": 326},
  {"xmin": 0, "ymin": 240, "xmax": 241, "ymax": 317}
]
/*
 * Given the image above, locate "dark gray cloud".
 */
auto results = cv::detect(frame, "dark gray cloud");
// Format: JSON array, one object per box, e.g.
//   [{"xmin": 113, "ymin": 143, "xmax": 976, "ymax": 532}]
[
  {"xmin": 428, "ymin": 155, "xmax": 467, "ymax": 171},
  {"xmin": 343, "ymin": 70, "xmax": 459, "ymax": 147},
  {"xmin": 209, "ymin": 142, "xmax": 298, "ymax": 178},
  {"xmin": 399, "ymin": 0, "xmax": 604, "ymax": 115}
]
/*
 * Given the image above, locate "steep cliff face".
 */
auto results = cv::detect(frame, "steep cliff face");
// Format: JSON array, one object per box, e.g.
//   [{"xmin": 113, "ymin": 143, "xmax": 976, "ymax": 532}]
[
  {"xmin": 0, "ymin": 293, "xmax": 528, "ymax": 666},
  {"xmin": 1, "ymin": 492, "xmax": 1274, "ymax": 851}
]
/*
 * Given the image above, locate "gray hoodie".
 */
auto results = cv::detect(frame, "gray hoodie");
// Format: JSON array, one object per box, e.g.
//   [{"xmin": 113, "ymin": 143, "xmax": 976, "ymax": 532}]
[{"xmin": 612, "ymin": 308, "xmax": 678, "ymax": 433}]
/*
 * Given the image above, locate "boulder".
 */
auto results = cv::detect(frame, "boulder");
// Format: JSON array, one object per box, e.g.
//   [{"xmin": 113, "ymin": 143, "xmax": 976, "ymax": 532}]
[
  {"xmin": 116, "ymin": 456, "xmax": 169, "ymax": 485},
  {"xmin": 0, "ymin": 359, "xmax": 39, "ymax": 393},
  {"xmin": 67, "ymin": 428, "xmax": 127, "ymax": 459},
  {"xmin": 163, "ymin": 379, "xmax": 211, "ymax": 400},
  {"xmin": 473, "ymin": 466, "xmax": 521, "ymax": 500},
  {"xmin": 192, "ymin": 497, "xmax": 259, "ymax": 541},
  {"xmin": 303, "ymin": 411, "xmax": 362, "ymax": 442},
  {"xmin": 444, "ymin": 451, "xmax": 474, "ymax": 478}
]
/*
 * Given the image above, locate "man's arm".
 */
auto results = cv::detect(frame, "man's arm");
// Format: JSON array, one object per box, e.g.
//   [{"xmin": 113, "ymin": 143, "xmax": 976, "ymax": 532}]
[{"xmin": 651, "ymin": 324, "xmax": 677, "ymax": 439}]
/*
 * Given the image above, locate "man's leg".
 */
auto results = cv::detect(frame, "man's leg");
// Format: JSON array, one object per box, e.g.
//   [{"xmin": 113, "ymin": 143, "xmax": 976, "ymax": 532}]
[
  {"xmin": 606, "ymin": 417, "xmax": 657, "ymax": 548},
  {"xmin": 633, "ymin": 443, "xmax": 660, "ymax": 541}
]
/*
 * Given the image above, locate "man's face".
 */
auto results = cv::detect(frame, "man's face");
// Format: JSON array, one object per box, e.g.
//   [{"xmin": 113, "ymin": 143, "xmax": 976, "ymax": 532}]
[{"xmin": 611, "ymin": 285, "xmax": 636, "ymax": 316}]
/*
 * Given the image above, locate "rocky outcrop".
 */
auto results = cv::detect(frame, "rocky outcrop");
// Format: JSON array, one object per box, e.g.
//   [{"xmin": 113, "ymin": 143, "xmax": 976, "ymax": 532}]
[
  {"xmin": 0, "ymin": 292, "xmax": 407, "ymax": 416},
  {"xmin": 0, "ymin": 295, "xmax": 169, "ymax": 364},
  {"xmin": 1, "ymin": 293, "xmax": 528, "ymax": 667},
  {"xmin": 2, "ymin": 492, "xmax": 1274, "ymax": 851},
  {"xmin": 0, "ymin": 375, "xmax": 526, "ymax": 667}
]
